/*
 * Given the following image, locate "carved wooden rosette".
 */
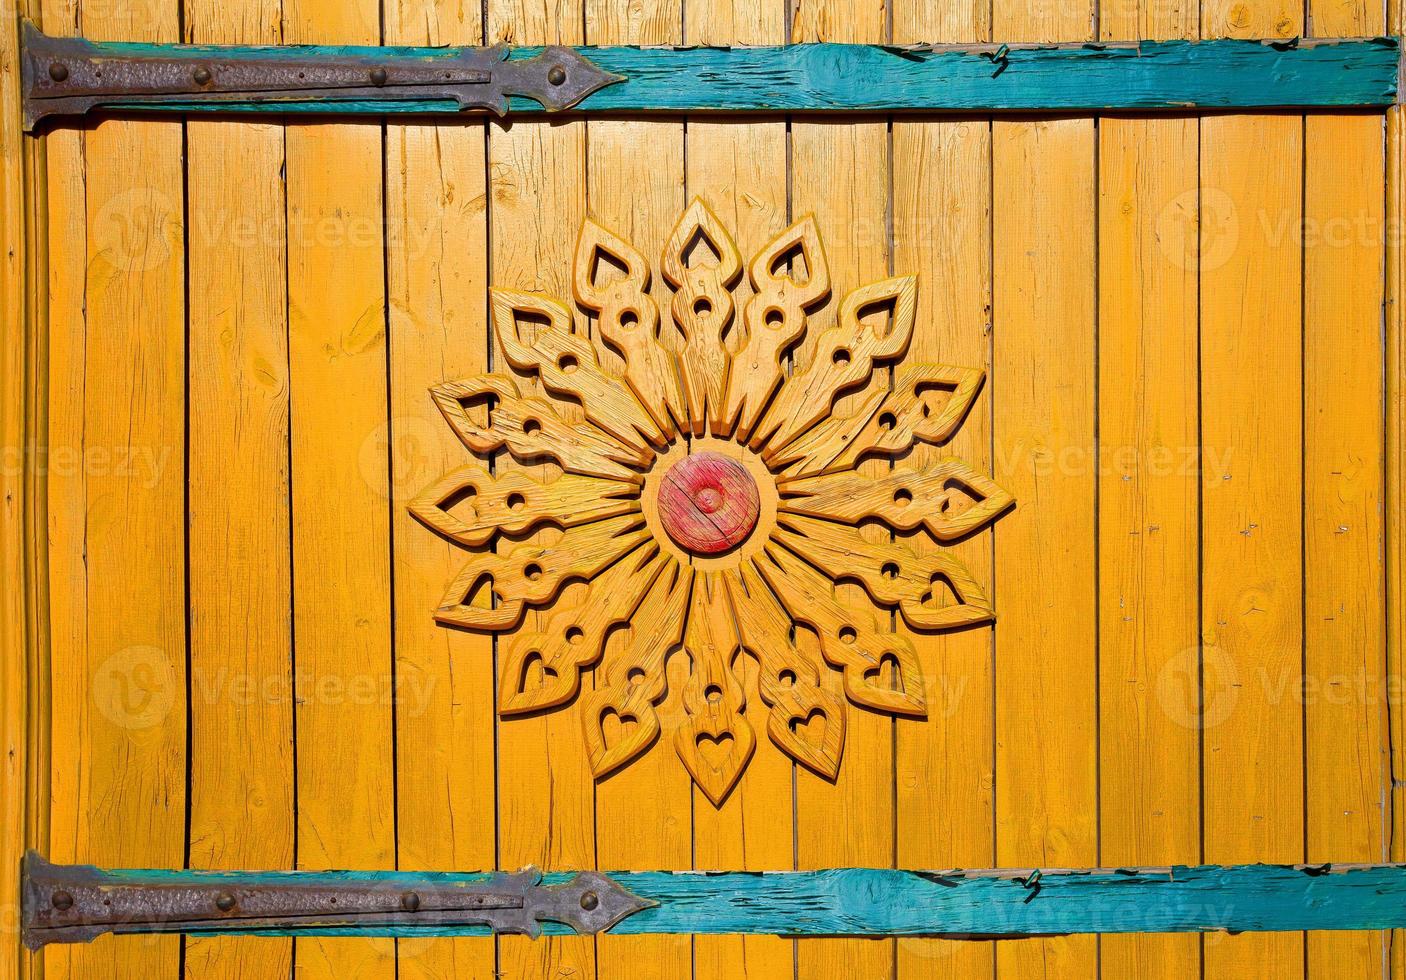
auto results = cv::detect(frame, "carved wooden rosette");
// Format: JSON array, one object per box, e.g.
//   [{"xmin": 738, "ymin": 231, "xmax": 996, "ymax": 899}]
[{"xmin": 409, "ymin": 201, "xmax": 1015, "ymax": 805}]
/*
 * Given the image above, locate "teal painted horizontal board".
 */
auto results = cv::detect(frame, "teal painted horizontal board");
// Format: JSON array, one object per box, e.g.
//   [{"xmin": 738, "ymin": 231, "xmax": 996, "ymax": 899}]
[
  {"xmin": 66, "ymin": 863, "xmax": 1406, "ymax": 937},
  {"xmin": 72, "ymin": 38, "xmax": 1401, "ymax": 115}
]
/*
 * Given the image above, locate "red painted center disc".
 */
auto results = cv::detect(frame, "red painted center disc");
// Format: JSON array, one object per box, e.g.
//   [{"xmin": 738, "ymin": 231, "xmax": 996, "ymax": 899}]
[{"xmin": 656, "ymin": 452, "xmax": 761, "ymax": 555}]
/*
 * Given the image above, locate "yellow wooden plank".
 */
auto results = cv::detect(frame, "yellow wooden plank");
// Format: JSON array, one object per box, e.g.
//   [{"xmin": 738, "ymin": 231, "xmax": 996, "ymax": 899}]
[
  {"xmin": 891, "ymin": 1, "xmax": 994, "ymax": 978},
  {"xmin": 1390, "ymin": 7, "xmax": 1406, "ymax": 977},
  {"xmin": 384, "ymin": 3, "xmax": 497, "ymax": 980},
  {"xmin": 1303, "ymin": 3, "xmax": 1388, "ymax": 979},
  {"xmin": 790, "ymin": 4, "xmax": 890, "ymax": 980},
  {"xmin": 990, "ymin": 1, "xmax": 1097, "ymax": 978},
  {"xmin": 1198, "ymin": 7, "xmax": 1304, "ymax": 979},
  {"xmin": 40, "ymin": 0, "xmax": 189, "ymax": 978},
  {"xmin": 582, "ymin": 3, "xmax": 690, "ymax": 980},
  {"xmin": 2, "ymin": 5, "xmax": 39, "ymax": 978},
  {"xmin": 683, "ymin": 2, "xmax": 792, "ymax": 978},
  {"xmin": 485, "ymin": 4, "xmax": 595, "ymax": 980},
  {"xmin": 1094, "ymin": 114, "xmax": 1202, "ymax": 980},
  {"xmin": 39, "ymin": 3, "xmax": 83, "ymax": 924},
  {"xmin": 182, "ymin": 1, "xmax": 294, "ymax": 979},
  {"xmin": 284, "ymin": 1, "xmax": 394, "ymax": 979},
  {"xmin": 1096, "ymin": 5, "xmax": 1202, "ymax": 980}
]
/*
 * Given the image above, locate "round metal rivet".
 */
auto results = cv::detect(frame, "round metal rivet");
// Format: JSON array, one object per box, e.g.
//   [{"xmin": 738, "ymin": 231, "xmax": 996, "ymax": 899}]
[
  {"xmin": 548, "ymin": 66, "xmax": 566, "ymax": 86},
  {"xmin": 193, "ymin": 66, "xmax": 213, "ymax": 85},
  {"xmin": 215, "ymin": 891, "xmax": 236, "ymax": 912},
  {"xmin": 401, "ymin": 891, "xmax": 421, "ymax": 912},
  {"xmin": 579, "ymin": 891, "xmax": 599, "ymax": 911},
  {"xmin": 48, "ymin": 63, "xmax": 69, "ymax": 82},
  {"xmin": 51, "ymin": 890, "xmax": 74, "ymax": 912},
  {"xmin": 370, "ymin": 67, "xmax": 388, "ymax": 86}
]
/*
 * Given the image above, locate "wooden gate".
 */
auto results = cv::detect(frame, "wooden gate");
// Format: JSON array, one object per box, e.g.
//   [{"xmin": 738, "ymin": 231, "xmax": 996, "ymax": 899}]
[{"xmin": 2, "ymin": 0, "xmax": 1404, "ymax": 977}]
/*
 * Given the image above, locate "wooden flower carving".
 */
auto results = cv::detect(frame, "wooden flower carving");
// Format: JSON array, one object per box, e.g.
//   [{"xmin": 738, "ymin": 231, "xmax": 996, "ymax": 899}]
[{"xmin": 410, "ymin": 200, "xmax": 1014, "ymax": 806}]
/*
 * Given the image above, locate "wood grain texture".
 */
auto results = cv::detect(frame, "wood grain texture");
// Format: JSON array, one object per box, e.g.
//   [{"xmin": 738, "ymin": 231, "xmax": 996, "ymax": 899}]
[
  {"xmin": 1390, "ymin": 4, "xmax": 1406, "ymax": 975},
  {"xmin": 790, "ymin": 3, "xmax": 892, "ymax": 979},
  {"xmin": 182, "ymin": 0, "xmax": 294, "ymax": 979},
  {"xmin": 1096, "ymin": 5, "xmax": 1203, "ymax": 980},
  {"xmin": 384, "ymin": 0, "xmax": 497, "ymax": 978},
  {"xmin": 1095, "ymin": 115, "xmax": 1202, "ymax": 980},
  {"xmin": 582, "ymin": 4, "xmax": 691, "ymax": 978},
  {"xmin": 43, "ymin": 1, "xmax": 189, "ymax": 979},
  {"xmin": 682, "ymin": 3, "xmax": 792, "ymax": 975},
  {"xmin": 284, "ymin": 0, "xmax": 393, "ymax": 978},
  {"xmin": 2, "ymin": 4, "xmax": 41, "ymax": 979},
  {"xmin": 37, "ymin": 38, "xmax": 1404, "ymax": 121},
  {"xmin": 40, "ymin": 859, "xmax": 1406, "ymax": 938},
  {"xmin": 991, "ymin": 3, "xmax": 1097, "ymax": 979},
  {"xmin": 1199, "ymin": 6, "xmax": 1305, "ymax": 979},
  {"xmin": 891, "ymin": 0, "xmax": 995, "ymax": 974},
  {"xmin": 485, "ymin": 4, "xmax": 595, "ymax": 980},
  {"xmin": 1304, "ymin": 1, "xmax": 1388, "ymax": 977}
]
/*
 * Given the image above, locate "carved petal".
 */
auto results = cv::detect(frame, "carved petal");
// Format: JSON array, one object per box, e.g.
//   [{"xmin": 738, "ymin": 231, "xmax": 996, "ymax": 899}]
[
  {"xmin": 754, "ymin": 546, "xmax": 926, "ymax": 717},
  {"xmin": 720, "ymin": 216, "xmax": 830, "ymax": 440},
  {"xmin": 723, "ymin": 566, "xmax": 845, "ymax": 779},
  {"xmin": 780, "ymin": 460, "xmax": 1015, "ymax": 542},
  {"xmin": 753, "ymin": 274, "xmax": 917, "ymax": 455},
  {"xmin": 409, "ymin": 464, "xmax": 637, "ymax": 547},
  {"xmin": 573, "ymin": 221, "xmax": 685, "ymax": 437},
  {"xmin": 498, "ymin": 545, "xmax": 665, "ymax": 715},
  {"xmin": 490, "ymin": 287, "xmax": 665, "ymax": 452},
  {"xmin": 774, "ymin": 516, "xmax": 993, "ymax": 631},
  {"xmin": 676, "ymin": 573, "xmax": 755, "ymax": 806},
  {"xmin": 661, "ymin": 198, "xmax": 743, "ymax": 436},
  {"xmin": 431, "ymin": 373, "xmax": 647, "ymax": 482},
  {"xmin": 435, "ymin": 514, "xmax": 649, "ymax": 632},
  {"xmin": 583, "ymin": 562, "xmax": 692, "ymax": 777},
  {"xmin": 770, "ymin": 362, "xmax": 984, "ymax": 477}
]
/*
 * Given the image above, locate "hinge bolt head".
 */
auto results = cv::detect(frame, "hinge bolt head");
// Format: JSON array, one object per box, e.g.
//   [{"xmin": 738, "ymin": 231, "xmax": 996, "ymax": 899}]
[
  {"xmin": 370, "ymin": 68, "xmax": 389, "ymax": 86},
  {"xmin": 50, "ymin": 890, "xmax": 74, "ymax": 911},
  {"xmin": 579, "ymin": 891, "xmax": 599, "ymax": 911},
  {"xmin": 215, "ymin": 891, "xmax": 236, "ymax": 912},
  {"xmin": 548, "ymin": 66, "xmax": 566, "ymax": 86},
  {"xmin": 401, "ymin": 891, "xmax": 420, "ymax": 911},
  {"xmin": 48, "ymin": 63, "xmax": 69, "ymax": 82},
  {"xmin": 193, "ymin": 66, "xmax": 212, "ymax": 85}
]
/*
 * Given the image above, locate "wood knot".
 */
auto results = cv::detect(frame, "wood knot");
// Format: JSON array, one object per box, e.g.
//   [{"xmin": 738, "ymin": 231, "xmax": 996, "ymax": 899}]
[{"xmin": 657, "ymin": 452, "xmax": 760, "ymax": 555}]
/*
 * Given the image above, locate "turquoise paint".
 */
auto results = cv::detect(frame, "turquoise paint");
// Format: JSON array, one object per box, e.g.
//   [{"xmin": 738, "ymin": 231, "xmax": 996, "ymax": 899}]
[
  {"xmin": 65, "ymin": 863, "xmax": 1406, "ymax": 938},
  {"xmin": 57, "ymin": 38, "xmax": 1399, "ymax": 116}
]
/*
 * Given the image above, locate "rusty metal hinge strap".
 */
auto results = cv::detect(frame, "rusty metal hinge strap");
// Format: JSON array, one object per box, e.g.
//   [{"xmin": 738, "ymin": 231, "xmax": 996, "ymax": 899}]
[
  {"xmin": 21, "ymin": 852, "xmax": 653, "ymax": 948},
  {"xmin": 19, "ymin": 21, "xmax": 623, "ymax": 130}
]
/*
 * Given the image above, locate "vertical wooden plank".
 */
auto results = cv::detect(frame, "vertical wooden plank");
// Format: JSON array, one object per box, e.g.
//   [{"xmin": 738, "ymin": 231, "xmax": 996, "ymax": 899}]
[
  {"xmin": 583, "ymin": 3, "xmax": 689, "ymax": 980},
  {"xmin": 1198, "ymin": 1, "xmax": 1304, "ymax": 977},
  {"xmin": 684, "ymin": 1, "xmax": 792, "ymax": 978},
  {"xmin": 486, "ymin": 4, "xmax": 594, "ymax": 980},
  {"xmin": 1304, "ymin": 115, "xmax": 1388, "ymax": 962},
  {"xmin": 891, "ymin": 2, "xmax": 995, "ymax": 979},
  {"xmin": 790, "ymin": 4, "xmax": 891, "ymax": 980},
  {"xmin": 1390, "ymin": 5, "xmax": 1406, "ymax": 977},
  {"xmin": 991, "ymin": 1, "xmax": 1097, "ymax": 979},
  {"xmin": 284, "ymin": 0, "xmax": 394, "ymax": 977},
  {"xmin": 1303, "ymin": 2, "xmax": 1388, "ymax": 978},
  {"xmin": 182, "ymin": 0, "xmax": 294, "ymax": 978},
  {"xmin": 384, "ymin": 1, "xmax": 497, "ymax": 979},
  {"xmin": 43, "ymin": 0, "xmax": 189, "ymax": 976},
  {"xmin": 39, "ymin": 0, "xmax": 83, "ymax": 917},
  {"xmin": 1096, "ymin": 3, "xmax": 1201, "ymax": 980},
  {"xmin": 1, "ymin": 4, "xmax": 36, "ymax": 977}
]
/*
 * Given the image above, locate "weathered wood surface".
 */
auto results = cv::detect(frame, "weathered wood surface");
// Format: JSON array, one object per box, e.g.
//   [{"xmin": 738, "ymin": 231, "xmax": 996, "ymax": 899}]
[
  {"xmin": 33, "ymin": 861, "xmax": 1406, "ymax": 938},
  {"xmin": 24, "ymin": 36, "xmax": 1404, "ymax": 119},
  {"xmin": 12, "ymin": 0, "xmax": 1403, "ymax": 977}
]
